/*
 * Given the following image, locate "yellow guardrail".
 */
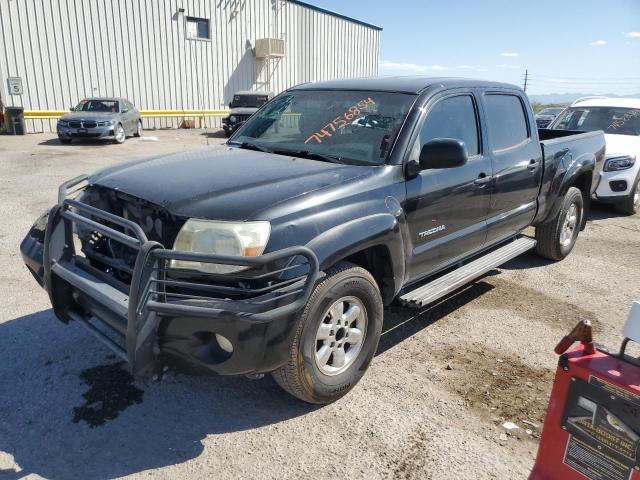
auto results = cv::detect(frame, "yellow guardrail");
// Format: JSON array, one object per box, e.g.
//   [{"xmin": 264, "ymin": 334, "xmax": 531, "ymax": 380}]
[{"xmin": 23, "ymin": 109, "xmax": 231, "ymax": 120}]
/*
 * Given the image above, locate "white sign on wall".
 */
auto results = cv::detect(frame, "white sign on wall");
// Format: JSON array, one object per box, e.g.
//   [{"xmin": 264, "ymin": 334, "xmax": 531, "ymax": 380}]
[{"xmin": 7, "ymin": 77, "xmax": 23, "ymax": 95}]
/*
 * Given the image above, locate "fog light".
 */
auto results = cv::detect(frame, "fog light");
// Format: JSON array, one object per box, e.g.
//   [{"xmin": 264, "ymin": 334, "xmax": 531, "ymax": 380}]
[
  {"xmin": 215, "ymin": 334, "xmax": 233, "ymax": 353},
  {"xmin": 610, "ymin": 180, "xmax": 627, "ymax": 192}
]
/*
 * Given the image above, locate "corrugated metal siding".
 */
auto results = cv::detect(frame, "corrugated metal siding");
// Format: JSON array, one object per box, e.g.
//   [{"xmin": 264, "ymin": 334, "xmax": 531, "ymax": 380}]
[{"xmin": 0, "ymin": 0, "xmax": 380, "ymax": 133}]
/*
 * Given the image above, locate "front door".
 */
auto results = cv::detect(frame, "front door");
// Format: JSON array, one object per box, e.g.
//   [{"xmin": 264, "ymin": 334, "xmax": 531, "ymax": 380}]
[{"xmin": 404, "ymin": 92, "xmax": 492, "ymax": 281}]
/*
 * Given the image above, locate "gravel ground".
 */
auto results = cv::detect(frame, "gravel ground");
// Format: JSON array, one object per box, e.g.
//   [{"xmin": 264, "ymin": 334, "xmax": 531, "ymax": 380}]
[{"xmin": 0, "ymin": 131, "xmax": 638, "ymax": 480}]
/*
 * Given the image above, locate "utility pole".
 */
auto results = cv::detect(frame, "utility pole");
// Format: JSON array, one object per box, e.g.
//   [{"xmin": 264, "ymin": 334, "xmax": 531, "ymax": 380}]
[{"xmin": 523, "ymin": 69, "xmax": 528, "ymax": 92}]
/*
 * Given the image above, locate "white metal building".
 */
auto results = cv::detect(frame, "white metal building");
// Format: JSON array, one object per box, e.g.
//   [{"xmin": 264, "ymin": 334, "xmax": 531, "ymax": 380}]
[{"xmin": 0, "ymin": 0, "xmax": 381, "ymax": 132}]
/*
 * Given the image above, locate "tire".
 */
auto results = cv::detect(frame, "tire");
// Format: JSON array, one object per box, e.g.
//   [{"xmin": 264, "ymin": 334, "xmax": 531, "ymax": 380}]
[
  {"xmin": 535, "ymin": 186, "xmax": 583, "ymax": 261},
  {"xmin": 113, "ymin": 123, "xmax": 126, "ymax": 144},
  {"xmin": 272, "ymin": 262, "xmax": 383, "ymax": 404},
  {"xmin": 59, "ymin": 138, "xmax": 72, "ymax": 144},
  {"xmin": 134, "ymin": 119, "xmax": 143, "ymax": 137},
  {"xmin": 614, "ymin": 174, "xmax": 639, "ymax": 216}
]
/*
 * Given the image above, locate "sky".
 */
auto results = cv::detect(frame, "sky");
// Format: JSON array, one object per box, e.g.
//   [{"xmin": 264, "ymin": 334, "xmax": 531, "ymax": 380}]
[{"xmin": 307, "ymin": 0, "xmax": 640, "ymax": 96}]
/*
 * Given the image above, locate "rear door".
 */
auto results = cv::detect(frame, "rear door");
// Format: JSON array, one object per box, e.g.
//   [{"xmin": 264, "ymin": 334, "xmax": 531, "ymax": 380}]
[
  {"xmin": 480, "ymin": 91, "xmax": 542, "ymax": 244},
  {"xmin": 404, "ymin": 90, "xmax": 492, "ymax": 281}
]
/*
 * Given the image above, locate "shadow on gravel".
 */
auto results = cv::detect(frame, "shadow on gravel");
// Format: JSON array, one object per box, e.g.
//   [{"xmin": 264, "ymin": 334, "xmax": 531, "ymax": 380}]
[
  {"xmin": 37, "ymin": 138, "xmax": 113, "ymax": 147},
  {"xmin": 587, "ymin": 203, "xmax": 630, "ymax": 221},
  {"xmin": 201, "ymin": 129, "xmax": 228, "ymax": 139},
  {"xmin": 0, "ymin": 309, "xmax": 317, "ymax": 479},
  {"xmin": 377, "ymin": 281, "xmax": 495, "ymax": 356}
]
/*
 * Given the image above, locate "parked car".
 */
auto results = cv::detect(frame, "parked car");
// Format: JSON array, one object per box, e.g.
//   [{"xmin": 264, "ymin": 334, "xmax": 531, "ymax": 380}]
[
  {"xmin": 21, "ymin": 77, "xmax": 605, "ymax": 404},
  {"xmin": 57, "ymin": 97, "xmax": 142, "ymax": 144},
  {"xmin": 535, "ymin": 106, "xmax": 565, "ymax": 128},
  {"xmin": 549, "ymin": 97, "xmax": 640, "ymax": 214},
  {"xmin": 222, "ymin": 91, "xmax": 272, "ymax": 137}
]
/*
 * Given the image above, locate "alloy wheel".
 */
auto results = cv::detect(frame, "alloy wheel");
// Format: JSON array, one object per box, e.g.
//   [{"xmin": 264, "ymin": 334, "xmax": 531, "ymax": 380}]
[{"xmin": 314, "ymin": 296, "xmax": 367, "ymax": 376}]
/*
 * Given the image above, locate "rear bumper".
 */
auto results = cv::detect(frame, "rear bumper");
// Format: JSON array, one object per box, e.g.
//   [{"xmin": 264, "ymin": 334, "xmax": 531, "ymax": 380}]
[{"xmin": 22, "ymin": 175, "xmax": 318, "ymax": 379}]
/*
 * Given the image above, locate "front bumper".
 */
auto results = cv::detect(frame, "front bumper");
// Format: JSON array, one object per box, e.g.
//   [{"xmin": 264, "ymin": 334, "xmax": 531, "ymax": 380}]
[
  {"xmin": 21, "ymin": 175, "xmax": 318, "ymax": 380},
  {"xmin": 593, "ymin": 166, "xmax": 639, "ymax": 202},
  {"xmin": 57, "ymin": 125, "xmax": 116, "ymax": 139},
  {"xmin": 221, "ymin": 119, "xmax": 246, "ymax": 134}
]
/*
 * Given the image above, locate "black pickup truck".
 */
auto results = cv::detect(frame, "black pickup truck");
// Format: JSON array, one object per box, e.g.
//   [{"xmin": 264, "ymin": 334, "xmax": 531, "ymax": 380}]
[{"xmin": 20, "ymin": 77, "xmax": 605, "ymax": 404}]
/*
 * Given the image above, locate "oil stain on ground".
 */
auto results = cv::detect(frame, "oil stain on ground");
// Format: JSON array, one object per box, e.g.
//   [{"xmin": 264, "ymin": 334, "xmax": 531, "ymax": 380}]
[
  {"xmin": 431, "ymin": 345, "xmax": 554, "ymax": 438},
  {"xmin": 73, "ymin": 362, "xmax": 143, "ymax": 428},
  {"xmin": 392, "ymin": 428, "xmax": 431, "ymax": 480}
]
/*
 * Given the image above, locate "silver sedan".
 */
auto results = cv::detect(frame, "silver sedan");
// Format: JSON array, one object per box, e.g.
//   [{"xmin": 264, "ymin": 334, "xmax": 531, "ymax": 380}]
[{"xmin": 57, "ymin": 97, "xmax": 142, "ymax": 144}]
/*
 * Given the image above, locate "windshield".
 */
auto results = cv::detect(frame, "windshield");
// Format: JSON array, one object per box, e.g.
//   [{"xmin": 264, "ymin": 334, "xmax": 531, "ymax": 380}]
[
  {"xmin": 75, "ymin": 99, "xmax": 119, "ymax": 113},
  {"xmin": 551, "ymin": 106, "xmax": 640, "ymax": 136},
  {"xmin": 538, "ymin": 107, "xmax": 564, "ymax": 116},
  {"xmin": 230, "ymin": 95, "xmax": 269, "ymax": 108},
  {"xmin": 230, "ymin": 90, "xmax": 416, "ymax": 165}
]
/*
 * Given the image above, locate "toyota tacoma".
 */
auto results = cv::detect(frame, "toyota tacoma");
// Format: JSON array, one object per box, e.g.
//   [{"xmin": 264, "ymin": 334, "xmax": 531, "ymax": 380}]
[{"xmin": 21, "ymin": 77, "xmax": 606, "ymax": 404}]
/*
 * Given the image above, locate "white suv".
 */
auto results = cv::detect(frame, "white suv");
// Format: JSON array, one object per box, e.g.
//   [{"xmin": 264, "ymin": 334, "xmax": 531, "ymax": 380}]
[{"xmin": 549, "ymin": 97, "xmax": 640, "ymax": 215}]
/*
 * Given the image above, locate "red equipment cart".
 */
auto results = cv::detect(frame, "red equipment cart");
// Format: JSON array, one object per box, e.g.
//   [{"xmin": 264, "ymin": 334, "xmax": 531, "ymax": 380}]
[{"xmin": 530, "ymin": 302, "xmax": 640, "ymax": 480}]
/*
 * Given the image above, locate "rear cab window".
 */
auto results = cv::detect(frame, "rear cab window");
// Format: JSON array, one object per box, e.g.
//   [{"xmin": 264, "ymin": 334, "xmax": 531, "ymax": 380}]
[
  {"xmin": 411, "ymin": 94, "xmax": 481, "ymax": 159},
  {"xmin": 484, "ymin": 93, "xmax": 530, "ymax": 151}
]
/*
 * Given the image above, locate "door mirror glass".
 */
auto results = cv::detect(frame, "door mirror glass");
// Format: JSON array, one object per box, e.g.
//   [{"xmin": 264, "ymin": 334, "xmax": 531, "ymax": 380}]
[{"xmin": 419, "ymin": 138, "xmax": 468, "ymax": 170}]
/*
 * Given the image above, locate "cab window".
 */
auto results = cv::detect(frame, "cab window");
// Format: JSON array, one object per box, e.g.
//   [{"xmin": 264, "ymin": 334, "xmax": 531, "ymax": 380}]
[
  {"xmin": 484, "ymin": 94, "xmax": 530, "ymax": 151},
  {"xmin": 412, "ymin": 95, "xmax": 480, "ymax": 159}
]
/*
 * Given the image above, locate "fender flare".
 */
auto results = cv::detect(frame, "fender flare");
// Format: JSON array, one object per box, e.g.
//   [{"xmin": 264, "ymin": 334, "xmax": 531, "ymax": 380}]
[
  {"xmin": 305, "ymin": 213, "xmax": 405, "ymax": 303},
  {"xmin": 538, "ymin": 155, "xmax": 595, "ymax": 226}
]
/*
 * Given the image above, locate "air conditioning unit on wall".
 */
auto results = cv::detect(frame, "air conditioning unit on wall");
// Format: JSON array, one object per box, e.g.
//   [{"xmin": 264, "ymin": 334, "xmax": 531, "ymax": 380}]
[{"xmin": 254, "ymin": 38, "xmax": 285, "ymax": 59}]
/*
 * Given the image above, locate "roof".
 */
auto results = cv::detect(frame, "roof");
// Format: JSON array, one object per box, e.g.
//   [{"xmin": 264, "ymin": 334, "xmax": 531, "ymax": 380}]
[
  {"xmin": 234, "ymin": 90, "xmax": 273, "ymax": 96},
  {"xmin": 287, "ymin": 1, "xmax": 382, "ymax": 31},
  {"xmin": 83, "ymin": 97, "xmax": 126, "ymax": 102},
  {"xmin": 571, "ymin": 97, "xmax": 640, "ymax": 108},
  {"xmin": 290, "ymin": 76, "xmax": 519, "ymax": 94}
]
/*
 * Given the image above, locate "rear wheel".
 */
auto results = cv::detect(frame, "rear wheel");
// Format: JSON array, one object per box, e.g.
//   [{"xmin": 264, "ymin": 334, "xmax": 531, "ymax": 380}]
[
  {"xmin": 113, "ymin": 123, "xmax": 126, "ymax": 144},
  {"xmin": 134, "ymin": 119, "xmax": 143, "ymax": 137},
  {"xmin": 615, "ymin": 174, "xmax": 639, "ymax": 215},
  {"xmin": 535, "ymin": 187, "xmax": 583, "ymax": 261},
  {"xmin": 272, "ymin": 262, "xmax": 383, "ymax": 404}
]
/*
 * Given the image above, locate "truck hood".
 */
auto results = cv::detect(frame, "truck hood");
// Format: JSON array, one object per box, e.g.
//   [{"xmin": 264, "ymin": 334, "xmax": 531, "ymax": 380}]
[
  {"xmin": 228, "ymin": 107, "xmax": 259, "ymax": 115},
  {"xmin": 89, "ymin": 146, "xmax": 371, "ymax": 220},
  {"xmin": 604, "ymin": 133, "xmax": 640, "ymax": 157}
]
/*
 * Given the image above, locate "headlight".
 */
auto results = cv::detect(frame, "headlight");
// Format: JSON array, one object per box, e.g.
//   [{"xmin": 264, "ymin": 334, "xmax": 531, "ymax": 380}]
[
  {"xmin": 604, "ymin": 155, "xmax": 636, "ymax": 172},
  {"xmin": 172, "ymin": 219, "xmax": 270, "ymax": 274},
  {"xmin": 229, "ymin": 115, "xmax": 237, "ymax": 123},
  {"xmin": 58, "ymin": 119, "xmax": 69, "ymax": 126}
]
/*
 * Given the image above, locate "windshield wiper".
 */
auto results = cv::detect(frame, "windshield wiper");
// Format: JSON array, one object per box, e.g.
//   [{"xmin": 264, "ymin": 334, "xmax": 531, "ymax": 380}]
[
  {"xmin": 235, "ymin": 141, "xmax": 273, "ymax": 153},
  {"xmin": 272, "ymin": 149, "xmax": 344, "ymax": 164}
]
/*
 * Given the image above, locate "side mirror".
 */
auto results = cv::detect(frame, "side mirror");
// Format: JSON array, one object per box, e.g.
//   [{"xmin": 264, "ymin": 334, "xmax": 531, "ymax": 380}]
[
  {"xmin": 69, "ymin": 106, "xmax": 75, "ymax": 111},
  {"xmin": 419, "ymin": 138, "xmax": 468, "ymax": 170},
  {"xmin": 122, "ymin": 109, "xmax": 129, "ymax": 114}
]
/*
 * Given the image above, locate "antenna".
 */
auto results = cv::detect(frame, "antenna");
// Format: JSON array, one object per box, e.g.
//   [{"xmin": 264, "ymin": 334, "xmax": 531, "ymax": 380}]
[{"xmin": 523, "ymin": 69, "xmax": 528, "ymax": 92}]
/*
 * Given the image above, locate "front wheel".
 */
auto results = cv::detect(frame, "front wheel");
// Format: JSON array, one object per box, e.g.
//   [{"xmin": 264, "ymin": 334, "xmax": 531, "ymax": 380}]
[
  {"xmin": 272, "ymin": 262, "xmax": 383, "ymax": 404},
  {"xmin": 614, "ymin": 174, "xmax": 639, "ymax": 215},
  {"xmin": 113, "ymin": 123, "xmax": 126, "ymax": 144},
  {"xmin": 535, "ymin": 186, "xmax": 584, "ymax": 261}
]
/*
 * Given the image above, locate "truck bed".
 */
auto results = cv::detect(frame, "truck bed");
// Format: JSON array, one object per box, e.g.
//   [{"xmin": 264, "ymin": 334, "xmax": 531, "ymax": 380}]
[{"xmin": 534, "ymin": 128, "xmax": 606, "ymax": 224}]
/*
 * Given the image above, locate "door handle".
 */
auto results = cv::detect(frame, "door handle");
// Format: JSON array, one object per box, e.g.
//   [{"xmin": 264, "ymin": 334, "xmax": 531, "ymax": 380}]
[
  {"xmin": 527, "ymin": 159, "xmax": 538, "ymax": 170},
  {"xmin": 473, "ymin": 173, "xmax": 492, "ymax": 186}
]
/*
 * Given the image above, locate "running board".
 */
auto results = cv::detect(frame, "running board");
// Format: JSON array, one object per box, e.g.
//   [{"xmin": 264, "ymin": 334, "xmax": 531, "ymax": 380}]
[{"xmin": 399, "ymin": 237, "xmax": 537, "ymax": 308}]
